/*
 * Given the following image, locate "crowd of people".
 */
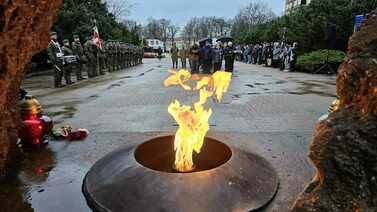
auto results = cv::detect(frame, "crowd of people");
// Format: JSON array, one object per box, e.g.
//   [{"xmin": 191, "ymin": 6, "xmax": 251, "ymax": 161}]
[
  {"xmin": 167, "ymin": 41, "xmax": 298, "ymax": 74},
  {"xmin": 47, "ymin": 32, "xmax": 143, "ymax": 88},
  {"xmin": 238, "ymin": 42, "xmax": 298, "ymax": 72},
  {"xmin": 168, "ymin": 41, "xmax": 237, "ymax": 74}
]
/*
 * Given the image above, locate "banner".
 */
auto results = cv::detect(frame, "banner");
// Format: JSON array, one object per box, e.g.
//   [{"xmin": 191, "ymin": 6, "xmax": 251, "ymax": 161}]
[
  {"xmin": 93, "ymin": 25, "xmax": 102, "ymax": 50},
  {"xmin": 354, "ymin": 15, "xmax": 364, "ymax": 32}
]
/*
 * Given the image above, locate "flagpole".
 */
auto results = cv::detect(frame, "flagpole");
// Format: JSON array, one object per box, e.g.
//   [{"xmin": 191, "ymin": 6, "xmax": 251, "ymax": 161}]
[{"xmin": 93, "ymin": 19, "xmax": 100, "ymax": 75}]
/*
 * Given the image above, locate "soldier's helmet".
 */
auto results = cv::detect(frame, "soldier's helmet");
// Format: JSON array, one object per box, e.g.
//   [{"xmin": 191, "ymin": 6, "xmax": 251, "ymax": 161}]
[
  {"xmin": 50, "ymin": 31, "xmax": 57, "ymax": 39},
  {"xmin": 73, "ymin": 34, "xmax": 79, "ymax": 39},
  {"xmin": 63, "ymin": 39, "xmax": 70, "ymax": 45}
]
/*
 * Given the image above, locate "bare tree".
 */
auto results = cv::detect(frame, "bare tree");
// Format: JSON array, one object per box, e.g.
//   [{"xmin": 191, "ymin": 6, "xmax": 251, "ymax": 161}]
[
  {"xmin": 159, "ymin": 19, "xmax": 171, "ymax": 50},
  {"xmin": 124, "ymin": 20, "xmax": 143, "ymax": 36},
  {"xmin": 183, "ymin": 19, "xmax": 195, "ymax": 44},
  {"xmin": 182, "ymin": 16, "xmax": 231, "ymax": 43},
  {"xmin": 142, "ymin": 18, "xmax": 178, "ymax": 50},
  {"xmin": 143, "ymin": 18, "xmax": 163, "ymax": 40},
  {"xmin": 231, "ymin": 0, "xmax": 275, "ymax": 37},
  {"xmin": 168, "ymin": 25, "xmax": 180, "ymax": 42},
  {"xmin": 105, "ymin": 0, "xmax": 134, "ymax": 21}
]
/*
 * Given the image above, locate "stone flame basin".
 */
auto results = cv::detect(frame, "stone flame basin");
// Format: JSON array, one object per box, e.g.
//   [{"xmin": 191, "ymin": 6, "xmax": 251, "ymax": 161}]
[{"xmin": 82, "ymin": 135, "xmax": 279, "ymax": 212}]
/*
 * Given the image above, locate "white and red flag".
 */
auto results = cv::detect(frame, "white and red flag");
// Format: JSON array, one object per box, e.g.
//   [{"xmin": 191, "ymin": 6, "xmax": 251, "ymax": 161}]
[{"xmin": 93, "ymin": 25, "xmax": 102, "ymax": 50}]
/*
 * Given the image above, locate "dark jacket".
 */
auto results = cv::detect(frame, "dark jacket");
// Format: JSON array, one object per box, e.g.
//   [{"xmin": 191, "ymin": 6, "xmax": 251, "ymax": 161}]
[
  {"xmin": 213, "ymin": 48, "xmax": 223, "ymax": 63},
  {"xmin": 189, "ymin": 46, "xmax": 200, "ymax": 61},
  {"xmin": 224, "ymin": 46, "xmax": 235, "ymax": 61}
]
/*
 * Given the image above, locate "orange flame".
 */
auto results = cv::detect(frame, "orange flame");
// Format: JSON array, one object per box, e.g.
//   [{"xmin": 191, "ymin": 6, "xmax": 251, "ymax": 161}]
[
  {"xmin": 195, "ymin": 71, "xmax": 232, "ymax": 102},
  {"xmin": 164, "ymin": 69, "xmax": 192, "ymax": 91},
  {"xmin": 165, "ymin": 70, "xmax": 232, "ymax": 172}
]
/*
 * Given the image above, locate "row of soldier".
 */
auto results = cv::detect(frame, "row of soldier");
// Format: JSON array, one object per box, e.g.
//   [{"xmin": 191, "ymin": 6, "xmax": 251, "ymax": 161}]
[{"xmin": 47, "ymin": 31, "xmax": 143, "ymax": 88}]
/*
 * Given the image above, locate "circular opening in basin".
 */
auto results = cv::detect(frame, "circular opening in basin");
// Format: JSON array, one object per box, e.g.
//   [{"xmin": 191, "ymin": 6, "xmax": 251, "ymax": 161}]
[{"xmin": 134, "ymin": 135, "xmax": 232, "ymax": 173}]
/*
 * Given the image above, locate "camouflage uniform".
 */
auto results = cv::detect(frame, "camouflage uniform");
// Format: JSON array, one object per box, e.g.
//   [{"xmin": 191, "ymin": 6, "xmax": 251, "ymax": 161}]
[
  {"xmin": 106, "ymin": 41, "xmax": 114, "ymax": 72},
  {"xmin": 139, "ymin": 47, "xmax": 143, "ymax": 64},
  {"xmin": 84, "ymin": 38, "xmax": 98, "ymax": 77},
  {"xmin": 111, "ymin": 41, "xmax": 117, "ymax": 71},
  {"xmin": 120, "ymin": 42, "xmax": 124, "ymax": 69},
  {"xmin": 47, "ymin": 32, "xmax": 64, "ymax": 88},
  {"xmin": 124, "ymin": 44, "xmax": 128, "ymax": 68},
  {"xmin": 71, "ymin": 35, "xmax": 85, "ymax": 80},
  {"xmin": 171, "ymin": 45, "xmax": 179, "ymax": 69},
  {"xmin": 130, "ymin": 45, "xmax": 135, "ymax": 66},
  {"xmin": 61, "ymin": 39, "xmax": 74, "ymax": 84},
  {"xmin": 115, "ymin": 42, "xmax": 121, "ymax": 70},
  {"xmin": 126, "ymin": 44, "xmax": 131, "ymax": 68},
  {"xmin": 98, "ymin": 40, "xmax": 106, "ymax": 75}
]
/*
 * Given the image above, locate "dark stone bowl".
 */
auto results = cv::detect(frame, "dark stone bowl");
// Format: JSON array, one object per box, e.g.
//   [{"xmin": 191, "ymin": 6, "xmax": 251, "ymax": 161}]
[{"xmin": 83, "ymin": 135, "xmax": 279, "ymax": 212}]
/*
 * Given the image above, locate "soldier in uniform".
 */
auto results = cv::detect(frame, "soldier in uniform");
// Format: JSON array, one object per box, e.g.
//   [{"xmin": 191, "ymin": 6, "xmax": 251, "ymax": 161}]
[
  {"xmin": 134, "ymin": 46, "xmax": 138, "ymax": 66},
  {"xmin": 110, "ymin": 41, "xmax": 117, "ymax": 72},
  {"xmin": 98, "ymin": 39, "xmax": 106, "ymax": 75},
  {"xmin": 47, "ymin": 32, "xmax": 65, "ymax": 88},
  {"xmin": 132, "ymin": 45, "xmax": 136, "ymax": 66},
  {"xmin": 171, "ymin": 43, "xmax": 179, "ymax": 69},
  {"xmin": 121, "ymin": 42, "xmax": 125, "ymax": 69},
  {"xmin": 115, "ymin": 41, "xmax": 121, "ymax": 71},
  {"xmin": 124, "ymin": 43, "xmax": 128, "ymax": 68},
  {"xmin": 113, "ymin": 41, "xmax": 117, "ymax": 70},
  {"xmin": 61, "ymin": 39, "xmax": 74, "ymax": 84},
  {"xmin": 140, "ymin": 47, "xmax": 144, "ymax": 64},
  {"xmin": 125, "ymin": 44, "xmax": 129, "ymax": 68},
  {"xmin": 137, "ymin": 47, "xmax": 141, "ymax": 65},
  {"xmin": 131, "ymin": 45, "xmax": 135, "ymax": 67},
  {"xmin": 71, "ymin": 35, "xmax": 86, "ymax": 80},
  {"xmin": 84, "ymin": 36, "xmax": 98, "ymax": 77},
  {"xmin": 126, "ymin": 44, "xmax": 129, "ymax": 68},
  {"xmin": 105, "ymin": 40, "xmax": 113, "ymax": 72},
  {"xmin": 179, "ymin": 46, "xmax": 187, "ymax": 69},
  {"xmin": 104, "ymin": 40, "xmax": 111, "ymax": 72}
]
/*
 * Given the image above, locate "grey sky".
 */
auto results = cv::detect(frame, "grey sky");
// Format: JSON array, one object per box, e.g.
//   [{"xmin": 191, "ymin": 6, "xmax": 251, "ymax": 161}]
[{"xmin": 128, "ymin": 0, "xmax": 285, "ymax": 26}]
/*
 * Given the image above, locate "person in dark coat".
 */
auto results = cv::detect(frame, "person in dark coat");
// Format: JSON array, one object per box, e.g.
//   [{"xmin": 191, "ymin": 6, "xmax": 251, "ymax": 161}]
[
  {"xmin": 247, "ymin": 44, "xmax": 253, "ymax": 64},
  {"xmin": 201, "ymin": 42, "xmax": 214, "ymax": 74},
  {"xmin": 257, "ymin": 44, "xmax": 263, "ymax": 65},
  {"xmin": 157, "ymin": 47, "xmax": 163, "ymax": 61},
  {"xmin": 224, "ymin": 42, "xmax": 235, "ymax": 73},
  {"xmin": 265, "ymin": 43, "xmax": 273, "ymax": 67},
  {"xmin": 213, "ymin": 43, "xmax": 223, "ymax": 72}
]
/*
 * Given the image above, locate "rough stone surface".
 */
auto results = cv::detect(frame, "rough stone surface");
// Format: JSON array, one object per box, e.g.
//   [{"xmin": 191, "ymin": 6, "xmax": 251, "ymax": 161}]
[
  {"xmin": 0, "ymin": 0, "xmax": 62, "ymax": 180},
  {"xmin": 292, "ymin": 9, "xmax": 377, "ymax": 212}
]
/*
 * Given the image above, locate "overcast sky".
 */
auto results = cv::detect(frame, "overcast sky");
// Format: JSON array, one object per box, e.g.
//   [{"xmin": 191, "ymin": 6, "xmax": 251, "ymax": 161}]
[{"xmin": 128, "ymin": 0, "xmax": 285, "ymax": 26}]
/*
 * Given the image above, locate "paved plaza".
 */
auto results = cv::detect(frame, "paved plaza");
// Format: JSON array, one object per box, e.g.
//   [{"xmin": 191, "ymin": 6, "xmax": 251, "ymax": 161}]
[{"xmin": 18, "ymin": 58, "xmax": 336, "ymax": 211}]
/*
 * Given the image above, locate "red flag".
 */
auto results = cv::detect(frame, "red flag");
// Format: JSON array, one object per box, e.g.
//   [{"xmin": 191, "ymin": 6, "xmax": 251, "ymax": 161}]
[{"xmin": 93, "ymin": 25, "xmax": 102, "ymax": 50}]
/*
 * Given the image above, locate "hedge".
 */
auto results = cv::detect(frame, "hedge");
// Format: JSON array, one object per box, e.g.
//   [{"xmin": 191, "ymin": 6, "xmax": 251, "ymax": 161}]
[{"xmin": 297, "ymin": 49, "xmax": 346, "ymax": 73}]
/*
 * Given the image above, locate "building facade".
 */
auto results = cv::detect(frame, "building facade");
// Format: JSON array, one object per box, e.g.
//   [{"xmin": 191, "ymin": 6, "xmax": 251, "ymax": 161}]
[
  {"xmin": 146, "ymin": 39, "xmax": 164, "ymax": 50},
  {"xmin": 285, "ymin": 0, "xmax": 311, "ymax": 15}
]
